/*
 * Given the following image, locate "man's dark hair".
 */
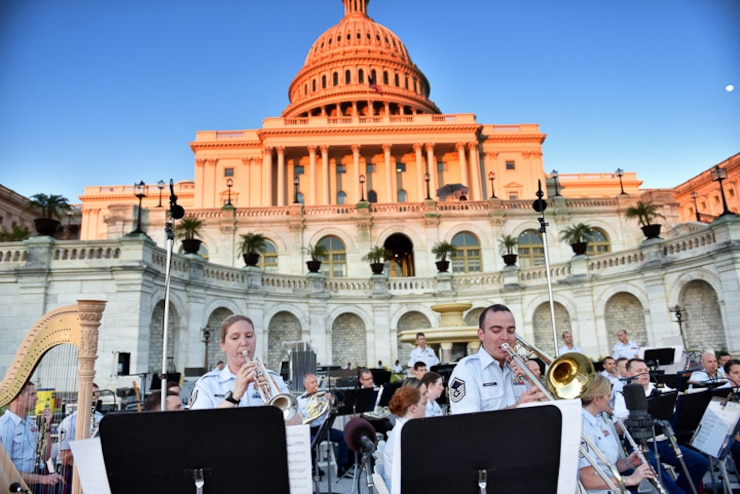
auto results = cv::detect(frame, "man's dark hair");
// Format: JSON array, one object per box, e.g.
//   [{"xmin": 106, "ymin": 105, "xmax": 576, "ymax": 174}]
[
  {"xmin": 602, "ymin": 356, "xmax": 615, "ymax": 364},
  {"xmin": 478, "ymin": 304, "xmax": 512, "ymax": 329},
  {"xmin": 718, "ymin": 351, "xmax": 731, "ymax": 359},
  {"xmin": 413, "ymin": 361, "xmax": 427, "ymax": 370},
  {"xmin": 143, "ymin": 391, "xmax": 181, "ymax": 411},
  {"xmin": 416, "ymin": 332, "xmax": 426, "ymax": 339},
  {"xmin": 626, "ymin": 358, "xmax": 645, "ymax": 372}
]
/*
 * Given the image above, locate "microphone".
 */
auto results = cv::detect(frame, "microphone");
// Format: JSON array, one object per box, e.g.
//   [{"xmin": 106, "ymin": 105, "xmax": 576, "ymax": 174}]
[
  {"xmin": 619, "ymin": 372, "xmax": 650, "ymax": 382},
  {"xmin": 623, "ymin": 383, "xmax": 659, "ymax": 441},
  {"xmin": 343, "ymin": 417, "xmax": 377, "ymax": 453},
  {"xmin": 169, "ymin": 179, "xmax": 185, "ymax": 219},
  {"xmin": 9, "ymin": 483, "xmax": 29, "ymax": 494}
]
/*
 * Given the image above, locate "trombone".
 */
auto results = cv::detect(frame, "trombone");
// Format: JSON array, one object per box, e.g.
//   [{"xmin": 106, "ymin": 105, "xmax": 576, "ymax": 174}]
[{"xmin": 502, "ymin": 336, "xmax": 628, "ymax": 494}]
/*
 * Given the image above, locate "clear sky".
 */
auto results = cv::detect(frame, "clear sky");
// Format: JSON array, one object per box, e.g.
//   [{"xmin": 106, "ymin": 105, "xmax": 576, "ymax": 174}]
[{"xmin": 1, "ymin": 0, "xmax": 738, "ymax": 204}]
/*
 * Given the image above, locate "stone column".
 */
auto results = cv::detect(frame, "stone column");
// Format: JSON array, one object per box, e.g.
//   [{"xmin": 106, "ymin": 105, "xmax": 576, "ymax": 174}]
[
  {"xmin": 456, "ymin": 143, "xmax": 468, "ymax": 190},
  {"xmin": 468, "ymin": 142, "xmax": 482, "ymax": 201},
  {"xmin": 414, "ymin": 143, "xmax": 424, "ymax": 202},
  {"xmin": 308, "ymin": 145, "xmax": 317, "ymax": 206},
  {"xmin": 425, "ymin": 143, "xmax": 437, "ymax": 199},
  {"xmin": 321, "ymin": 145, "xmax": 330, "ymax": 204},
  {"xmin": 440, "ymin": 342, "xmax": 453, "ymax": 363},
  {"xmin": 352, "ymin": 144, "xmax": 362, "ymax": 202},
  {"xmin": 383, "ymin": 143, "xmax": 393, "ymax": 203},
  {"xmin": 263, "ymin": 147, "xmax": 273, "ymax": 206},
  {"xmin": 466, "ymin": 340, "xmax": 481, "ymax": 355},
  {"xmin": 276, "ymin": 146, "xmax": 285, "ymax": 206}
]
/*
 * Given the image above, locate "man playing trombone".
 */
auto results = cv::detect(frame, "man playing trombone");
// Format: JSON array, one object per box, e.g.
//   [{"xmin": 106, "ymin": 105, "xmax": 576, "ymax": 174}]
[{"xmin": 448, "ymin": 304, "xmax": 545, "ymax": 414}]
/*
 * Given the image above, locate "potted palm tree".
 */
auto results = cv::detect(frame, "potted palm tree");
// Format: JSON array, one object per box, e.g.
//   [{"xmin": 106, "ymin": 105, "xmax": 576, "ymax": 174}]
[
  {"xmin": 498, "ymin": 234, "xmax": 518, "ymax": 266},
  {"xmin": 0, "ymin": 224, "xmax": 31, "ymax": 242},
  {"xmin": 303, "ymin": 242, "xmax": 329, "ymax": 273},
  {"xmin": 239, "ymin": 232, "xmax": 267, "ymax": 267},
  {"xmin": 431, "ymin": 240, "xmax": 456, "ymax": 273},
  {"xmin": 26, "ymin": 193, "xmax": 72, "ymax": 236},
  {"xmin": 362, "ymin": 245, "xmax": 391, "ymax": 275},
  {"xmin": 624, "ymin": 201, "xmax": 665, "ymax": 239},
  {"xmin": 560, "ymin": 223, "xmax": 594, "ymax": 256},
  {"xmin": 174, "ymin": 215, "xmax": 204, "ymax": 255}
]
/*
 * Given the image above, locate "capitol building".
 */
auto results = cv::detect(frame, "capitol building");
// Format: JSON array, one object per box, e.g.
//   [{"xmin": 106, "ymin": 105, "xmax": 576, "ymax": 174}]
[{"xmin": 1, "ymin": 0, "xmax": 738, "ymax": 390}]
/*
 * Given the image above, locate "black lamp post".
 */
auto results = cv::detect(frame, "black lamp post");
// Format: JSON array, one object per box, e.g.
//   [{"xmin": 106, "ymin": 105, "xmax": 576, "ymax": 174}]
[
  {"xmin": 130, "ymin": 180, "xmax": 147, "ymax": 235},
  {"xmin": 157, "ymin": 180, "xmax": 165, "ymax": 207},
  {"xmin": 488, "ymin": 171, "xmax": 496, "ymax": 199},
  {"xmin": 669, "ymin": 304, "xmax": 688, "ymax": 349},
  {"xmin": 293, "ymin": 176, "xmax": 300, "ymax": 204},
  {"xmin": 424, "ymin": 172, "xmax": 431, "ymax": 200},
  {"xmin": 552, "ymin": 170, "xmax": 560, "ymax": 197},
  {"xmin": 359, "ymin": 174, "xmax": 366, "ymax": 201},
  {"xmin": 691, "ymin": 192, "xmax": 700, "ymax": 222},
  {"xmin": 710, "ymin": 164, "xmax": 732, "ymax": 216},
  {"xmin": 226, "ymin": 178, "xmax": 233, "ymax": 207},
  {"xmin": 201, "ymin": 326, "xmax": 212, "ymax": 370},
  {"xmin": 616, "ymin": 168, "xmax": 626, "ymax": 195}
]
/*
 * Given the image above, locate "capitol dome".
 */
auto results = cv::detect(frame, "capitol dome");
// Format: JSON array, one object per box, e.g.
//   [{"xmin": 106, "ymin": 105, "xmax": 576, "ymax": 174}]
[{"xmin": 282, "ymin": 0, "xmax": 441, "ymax": 118}]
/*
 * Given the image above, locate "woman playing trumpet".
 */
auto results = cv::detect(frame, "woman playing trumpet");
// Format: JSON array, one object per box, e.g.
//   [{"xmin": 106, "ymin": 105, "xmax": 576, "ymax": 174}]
[
  {"xmin": 189, "ymin": 315, "xmax": 294, "ymax": 419},
  {"xmin": 579, "ymin": 374, "xmax": 655, "ymax": 492}
]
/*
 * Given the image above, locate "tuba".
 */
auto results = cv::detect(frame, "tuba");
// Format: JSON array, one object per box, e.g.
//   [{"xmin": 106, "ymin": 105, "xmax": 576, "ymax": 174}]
[{"xmin": 242, "ymin": 351, "xmax": 298, "ymax": 421}]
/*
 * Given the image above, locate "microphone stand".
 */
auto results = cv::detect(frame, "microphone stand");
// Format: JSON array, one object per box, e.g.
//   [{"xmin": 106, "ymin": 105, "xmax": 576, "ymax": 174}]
[{"xmin": 533, "ymin": 180, "xmax": 560, "ymax": 356}]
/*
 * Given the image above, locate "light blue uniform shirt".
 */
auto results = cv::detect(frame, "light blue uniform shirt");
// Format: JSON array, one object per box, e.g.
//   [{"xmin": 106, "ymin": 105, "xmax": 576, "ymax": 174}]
[
  {"xmin": 579, "ymin": 408, "xmax": 620, "ymax": 494},
  {"xmin": 189, "ymin": 364, "xmax": 290, "ymax": 409},
  {"xmin": 611, "ymin": 340, "xmax": 639, "ymax": 360},
  {"xmin": 448, "ymin": 348, "xmax": 517, "ymax": 414},
  {"xmin": 0, "ymin": 410, "xmax": 38, "ymax": 473},
  {"xmin": 58, "ymin": 410, "xmax": 105, "ymax": 451},
  {"xmin": 425, "ymin": 399, "xmax": 443, "ymax": 417}
]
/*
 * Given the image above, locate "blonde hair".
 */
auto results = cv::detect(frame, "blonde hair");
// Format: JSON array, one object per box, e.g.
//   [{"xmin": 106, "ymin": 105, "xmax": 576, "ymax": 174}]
[
  {"xmin": 580, "ymin": 374, "xmax": 611, "ymax": 406},
  {"xmin": 220, "ymin": 314, "xmax": 255, "ymax": 343}
]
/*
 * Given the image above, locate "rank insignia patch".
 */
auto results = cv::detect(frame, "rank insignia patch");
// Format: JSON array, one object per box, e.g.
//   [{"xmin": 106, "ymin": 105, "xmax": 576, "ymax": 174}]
[{"xmin": 449, "ymin": 377, "xmax": 466, "ymax": 403}]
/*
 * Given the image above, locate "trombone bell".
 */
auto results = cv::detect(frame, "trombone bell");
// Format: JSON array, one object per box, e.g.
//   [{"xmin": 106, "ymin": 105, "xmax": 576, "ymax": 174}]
[{"xmin": 545, "ymin": 352, "xmax": 594, "ymax": 400}]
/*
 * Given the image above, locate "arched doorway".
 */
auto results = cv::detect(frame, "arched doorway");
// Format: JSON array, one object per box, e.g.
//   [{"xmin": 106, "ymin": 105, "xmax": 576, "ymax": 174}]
[{"xmin": 384, "ymin": 233, "xmax": 414, "ymax": 277}]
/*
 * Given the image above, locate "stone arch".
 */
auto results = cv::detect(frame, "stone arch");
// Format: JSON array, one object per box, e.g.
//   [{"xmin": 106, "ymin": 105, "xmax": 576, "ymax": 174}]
[
  {"xmin": 148, "ymin": 300, "xmax": 180, "ymax": 375},
  {"xmin": 204, "ymin": 307, "xmax": 235, "ymax": 370},
  {"xmin": 680, "ymin": 280, "xmax": 725, "ymax": 350},
  {"xmin": 532, "ymin": 302, "xmax": 571, "ymax": 357},
  {"xmin": 332, "ymin": 312, "xmax": 367, "ymax": 368},
  {"xmin": 395, "ymin": 310, "xmax": 432, "ymax": 366},
  {"xmin": 267, "ymin": 311, "xmax": 302, "ymax": 370},
  {"xmin": 604, "ymin": 292, "xmax": 647, "ymax": 352}
]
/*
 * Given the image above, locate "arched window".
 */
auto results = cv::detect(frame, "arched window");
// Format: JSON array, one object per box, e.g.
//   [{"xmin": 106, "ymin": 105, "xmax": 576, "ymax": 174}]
[
  {"xmin": 451, "ymin": 232, "xmax": 481, "ymax": 273},
  {"xmin": 312, "ymin": 79, "xmax": 316, "ymax": 92},
  {"xmin": 319, "ymin": 236, "xmax": 346, "ymax": 277},
  {"xmin": 358, "ymin": 69, "xmax": 365, "ymax": 84},
  {"xmin": 345, "ymin": 70, "xmax": 351, "ymax": 84},
  {"xmin": 383, "ymin": 71, "xmax": 389, "ymax": 85},
  {"xmin": 397, "ymin": 189, "xmax": 407, "ymax": 203},
  {"xmin": 586, "ymin": 228, "xmax": 611, "ymax": 255},
  {"xmin": 517, "ymin": 229, "xmax": 544, "ymax": 267},
  {"xmin": 394, "ymin": 73, "xmax": 399, "ymax": 87},
  {"xmin": 258, "ymin": 240, "xmax": 278, "ymax": 272},
  {"xmin": 337, "ymin": 191, "xmax": 347, "ymax": 204},
  {"xmin": 321, "ymin": 75, "xmax": 327, "ymax": 89},
  {"xmin": 368, "ymin": 190, "xmax": 378, "ymax": 203},
  {"xmin": 333, "ymin": 72, "xmax": 339, "ymax": 86}
]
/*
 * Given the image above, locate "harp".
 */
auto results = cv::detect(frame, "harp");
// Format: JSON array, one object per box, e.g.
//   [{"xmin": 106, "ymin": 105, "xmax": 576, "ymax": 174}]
[{"xmin": 0, "ymin": 300, "xmax": 106, "ymax": 494}]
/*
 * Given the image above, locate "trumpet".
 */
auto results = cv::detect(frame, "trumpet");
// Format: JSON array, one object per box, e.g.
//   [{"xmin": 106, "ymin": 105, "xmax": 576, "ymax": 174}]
[{"xmin": 242, "ymin": 351, "xmax": 298, "ymax": 421}]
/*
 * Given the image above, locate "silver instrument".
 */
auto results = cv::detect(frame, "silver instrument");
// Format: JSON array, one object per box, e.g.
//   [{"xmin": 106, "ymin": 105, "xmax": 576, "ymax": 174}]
[
  {"xmin": 242, "ymin": 351, "xmax": 298, "ymax": 421},
  {"xmin": 614, "ymin": 416, "xmax": 669, "ymax": 494},
  {"xmin": 362, "ymin": 384, "xmax": 391, "ymax": 420}
]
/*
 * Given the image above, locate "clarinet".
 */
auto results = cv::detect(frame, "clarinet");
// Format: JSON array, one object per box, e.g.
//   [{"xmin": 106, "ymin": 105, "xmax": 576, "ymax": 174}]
[{"xmin": 35, "ymin": 405, "xmax": 50, "ymax": 474}]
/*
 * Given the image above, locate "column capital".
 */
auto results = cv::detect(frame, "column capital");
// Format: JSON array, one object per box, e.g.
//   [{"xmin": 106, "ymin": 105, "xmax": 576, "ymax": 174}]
[
  {"xmin": 413, "ymin": 142, "xmax": 423, "ymax": 152},
  {"xmin": 424, "ymin": 142, "xmax": 435, "ymax": 151},
  {"xmin": 307, "ymin": 145, "xmax": 317, "ymax": 154},
  {"xmin": 275, "ymin": 146, "xmax": 286, "ymax": 154},
  {"xmin": 351, "ymin": 144, "xmax": 361, "ymax": 154},
  {"xmin": 195, "ymin": 159, "xmax": 207, "ymax": 167},
  {"xmin": 320, "ymin": 145, "xmax": 330, "ymax": 154},
  {"xmin": 455, "ymin": 142, "xmax": 466, "ymax": 151},
  {"xmin": 263, "ymin": 145, "xmax": 273, "ymax": 153},
  {"xmin": 466, "ymin": 142, "xmax": 479, "ymax": 150},
  {"xmin": 382, "ymin": 143, "xmax": 392, "ymax": 153}
]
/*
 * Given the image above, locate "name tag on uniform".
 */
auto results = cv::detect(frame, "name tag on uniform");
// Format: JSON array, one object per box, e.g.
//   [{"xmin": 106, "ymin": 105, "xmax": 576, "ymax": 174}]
[{"xmin": 482, "ymin": 382, "xmax": 498, "ymax": 387}]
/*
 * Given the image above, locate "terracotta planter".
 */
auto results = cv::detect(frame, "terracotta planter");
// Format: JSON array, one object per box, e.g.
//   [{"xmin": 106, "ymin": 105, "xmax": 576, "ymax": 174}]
[
  {"xmin": 571, "ymin": 242, "xmax": 589, "ymax": 256},
  {"xmin": 306, "ymin": 260, "xmax": 322, "ymax": 273},
  {"xmin": 502, "ymin": 254, "xmax": 518, "ymax": 266},
  {"xmin": 435, "ymin": 260, "xmax": 450, "ymax": 273},
  {"xmin": 34, "ymin": 218, "xmax": 61, "ymax": 236},
  {"xmin": 243, "ymin": 253, "xmax": 261, "ymax": 267},
  {"xmin": 182, "ymin": 238, "xmax": 202, "ymax": 255},
  {"xmin": 370, "ymin": 262, "xmax": 385, "ymax": 275},
  {"xmin": 641, "ymin": 224, "xmax": 662, "ymax": 239}
]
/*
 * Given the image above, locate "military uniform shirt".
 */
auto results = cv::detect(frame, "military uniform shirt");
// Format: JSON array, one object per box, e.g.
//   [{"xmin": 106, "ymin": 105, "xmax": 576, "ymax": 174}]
[
  {"xmin": 297, "ymin": 392, "xmax": 329, "ymax": 428},
  {"xmin": 611, "ymin": 340, "xmax": 640, "ymax": 360},
  {"xmin": 689, "ymin": 370, "xmax": 731, "ymax": 388},
  {"xmin": 189, "ymin": 364, "xmax": 290, "ymax": 409},
  {"xmin": 408, "ymin": 346, "xmax": 440, "ymax": 369},
  {"xmin": 0, "ymin": 410, "xmax": 38, "ymax": 473},
  {"xmin": 425, "ymin": 398, "xmax": 443, "ymax": 417},
  {"xmin": 559, "ymin": 344, "xmax": 585, "ymax": 355},
  {"xmin": 579, "ymin": 408, "xmax": 620, "ymax": 494},
  {"xmin": 448, "ymin": 348, "xmax": 517, "ymax": 414},
  {"xmin": 58, "ymin": 410, "xmax": 105, "ymax": 451}
]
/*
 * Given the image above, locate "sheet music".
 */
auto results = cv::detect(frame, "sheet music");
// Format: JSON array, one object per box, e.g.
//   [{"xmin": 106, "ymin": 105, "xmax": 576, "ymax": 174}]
[
  {"xmin": 285, "ymin": 424, "xmax": 312, "ymax": 494},
  {"xmin": 69, "ymin": 437, "xmax": 112, "ymax": 494},
  {"xmin": 690, "ymin": 398, "xmax": 740, "ymax": 458}
]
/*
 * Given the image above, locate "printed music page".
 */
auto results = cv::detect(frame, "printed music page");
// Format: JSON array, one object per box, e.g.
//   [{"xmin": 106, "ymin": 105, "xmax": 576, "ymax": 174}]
[
  {"xmin": 285, "ymin": 424, "xmax": 312, "ymax": 494},
  {"xmin": 69, "ymin": 437, "xmax": 112, "ymax": 494},
  {"xmin": 690, "ymin": 398, "xmax": 740, "ymax": 458}
]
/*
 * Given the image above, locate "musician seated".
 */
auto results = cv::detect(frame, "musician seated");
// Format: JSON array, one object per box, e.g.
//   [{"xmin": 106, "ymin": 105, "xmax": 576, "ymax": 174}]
[
  {"xmin": 579, "ymin": 375, "xmax": 656, "ymax": 492},
  {"xmin": 57, "ymin": 383, "xmax": 104, "ymax": 493},
  {"xmin": 421, "ymin": 372, "xmax": 444, "ymax": 417},
  {"xmin": 297, "ymin": 374, "xmax": 352, "ymax": 477},
  {"xmin": 724, "ymin": 359, "xmax": 740, "ymax": 471},
  {"xmin": 357, "ymin": 368, "xmax": 393, "ymax": 439},
  {"xmin": 614, "ymin": 358, "xmax": 708, "ymax": 494},
  {"xmin": 0, "ymin": 381, "xmax": 65, "ymax": 493},
  {"xmin": 188, "ymin": 315, "xmax": 300, "ymax": 424},
  {"xmin": 143, "ymin": 391, "xmax": 184, "ymax": 411},
  {"xmin": 381, "ymin": 386, "xmax": 426, "ymax": 493},
  {"xmin": 688, "ymin": 351, "xmax": 731, "ymax": 388}
]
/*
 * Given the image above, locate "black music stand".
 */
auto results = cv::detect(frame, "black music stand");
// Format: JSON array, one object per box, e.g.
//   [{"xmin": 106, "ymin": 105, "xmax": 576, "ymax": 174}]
[
  {"xmin": 644, "ymin": 348, "xmax": 676, "ymax": 368},
  {"xmin": 377, "ymin": 382, "xmax": 402, "ymax": 407},
  {"xmin": 647, "ymin": 391, "xmax": 678, "ymax": 422},
  {"xmin": 99, "ymin": 407, "xmax": 289, "ymax": 494},
  {"xmin": 370, "ymin": 369, "xmax": 392, "ymax": 386},
  {"xmin": 335, "ymin": 388, "xmax": 375, "ymax": 416},
  {"xmin": 400, "ymin": 407, "xmax": 563, "ymax": 493},
  {"xmin": 672, "ymin": 389, "xmax": 713, "ymax": 444}
]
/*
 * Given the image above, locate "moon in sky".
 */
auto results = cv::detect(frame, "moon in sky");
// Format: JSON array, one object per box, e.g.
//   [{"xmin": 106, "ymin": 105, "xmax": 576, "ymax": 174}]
[{"xmin": 726, "ymin": 84, "xmax": 735, "ymax": 92}]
